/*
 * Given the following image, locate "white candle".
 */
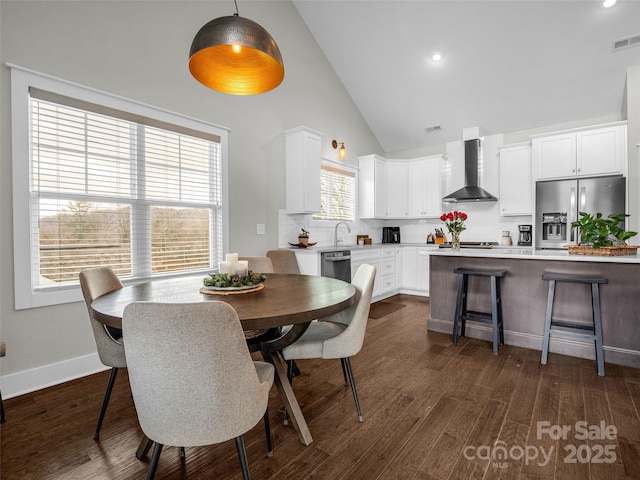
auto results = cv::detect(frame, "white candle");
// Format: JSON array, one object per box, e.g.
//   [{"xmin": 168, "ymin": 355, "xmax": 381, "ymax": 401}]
[
  {"xmin": 225, "ymin": 253, "xmax": 238, "ymax": 274},
  {"xmin": 235, "ymin": 260, "xmax": 249, "ymax": 277},
  {"xmin": 218, "ymin": 261, "xmax": 233, "ymax": 274}
]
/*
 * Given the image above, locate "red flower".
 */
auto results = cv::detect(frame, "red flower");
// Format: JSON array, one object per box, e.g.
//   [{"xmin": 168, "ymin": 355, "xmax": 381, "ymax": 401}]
[
  {"xmin": 447, "ymin": 212, "xmax": 454, "ymax": 221},
  {"xmin": 440, "ymin": 214, "xmax": 446, "ymax": 221}
]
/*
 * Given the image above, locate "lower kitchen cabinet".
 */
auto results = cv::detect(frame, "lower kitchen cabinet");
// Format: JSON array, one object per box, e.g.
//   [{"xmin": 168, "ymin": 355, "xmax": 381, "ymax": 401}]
[
  {"xmin": 401, "ymin": 246, "xmax": 431, "ymax": 295},
  {"xmin": 351, "ymin": 249, "xmax": 382, "ymax": 298}
]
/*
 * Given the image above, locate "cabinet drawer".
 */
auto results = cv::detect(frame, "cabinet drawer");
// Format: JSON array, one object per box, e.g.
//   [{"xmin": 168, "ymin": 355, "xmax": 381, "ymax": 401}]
[
  {"xmin": 350, "ymin": 250, "xmax": 381, "ymax": 262},
  {"xmin": 380, "ymin": 274, "xmax": 395, "ymax": 293},
  {"xmin": 380, "ymin": 248, "xmax": 395, "ymax": 258},
  {"xmin": 381, "ymin": 258, "xmax": 395, "ymax": 275}
]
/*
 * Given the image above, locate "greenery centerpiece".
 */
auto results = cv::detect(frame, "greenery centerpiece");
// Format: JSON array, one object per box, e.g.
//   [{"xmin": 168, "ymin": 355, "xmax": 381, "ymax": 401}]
[
  {"xmin": 203, "ymin": 271, "xmax": 267, "ymax": 288},
  {"xmin": 440, "ymin": 211, "xmax": 467, "ymax": 251},
  {"xmin": 569, "ymin": 212, "xmax": 638, "ymax": 256}
]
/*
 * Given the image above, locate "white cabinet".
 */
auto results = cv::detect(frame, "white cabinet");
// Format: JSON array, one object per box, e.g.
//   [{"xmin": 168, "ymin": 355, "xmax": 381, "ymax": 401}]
[
  {"xmin": 358, "ymin": 155, "xmax": 387, "ymax": 218},
  {"xmin": 351, "ymin": 249, "xmax": 382, "ymax": 297},
  {"xmin": 533, "ymin": 123, "xmax": 626, "ymax": 180},
  {"xmin": 359, "ymin": 154, "xmax": 443, "ymax": 219},
  {"xmin": 379, "ymin": 247, "xmax": 396, "ymax": 294},
  {"xmin": 498, "ymin": 142, "xmax": 532, "ymax": 216},
  {"xmin": 408, "ymin": 155, "xmax": 443, "ymax": 218},
  {"xmin": 401, "ymin": 246, "xmax": 431, "ymax": 294},
  {"xmin": 285, "ymin": 126, "xmax": 322, "ymax": 214},
  {"xmin": 386, "ymin": 161, "xmax": 409, "ymax": 218}
]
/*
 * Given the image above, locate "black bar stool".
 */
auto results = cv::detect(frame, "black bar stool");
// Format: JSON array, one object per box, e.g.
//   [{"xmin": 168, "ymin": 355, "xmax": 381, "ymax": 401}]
[
  {"xmin": 452, "ymin": 268, "xmax": 507, "ymax": 355},
  {"xmin": 541, "ymin": 272, "xmax": 607, "ymax": 376}
]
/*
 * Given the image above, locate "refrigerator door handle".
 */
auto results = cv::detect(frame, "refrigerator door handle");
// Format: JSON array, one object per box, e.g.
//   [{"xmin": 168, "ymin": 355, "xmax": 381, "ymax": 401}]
[{"xmin": 579, "ymin": 186, "xmax": 587, "ymax": 212}]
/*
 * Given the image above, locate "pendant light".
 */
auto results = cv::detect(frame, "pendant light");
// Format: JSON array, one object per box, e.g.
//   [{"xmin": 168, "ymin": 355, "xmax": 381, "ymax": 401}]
[{"xmin": 189, "ymin": 1, "xmax": 284, "ymax": 95}]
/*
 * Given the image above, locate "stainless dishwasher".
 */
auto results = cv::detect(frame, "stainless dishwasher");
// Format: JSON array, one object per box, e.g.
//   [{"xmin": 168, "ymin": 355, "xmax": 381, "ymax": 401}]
[{"xmin": 321, "ymin": 250, "xmax": 352, "ymax": 282}]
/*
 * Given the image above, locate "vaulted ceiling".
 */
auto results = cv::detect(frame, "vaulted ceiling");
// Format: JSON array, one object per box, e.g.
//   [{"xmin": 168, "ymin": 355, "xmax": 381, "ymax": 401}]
[{"xmin": 293, "ymin": 1, "xmax": 640, "ymax": 153}]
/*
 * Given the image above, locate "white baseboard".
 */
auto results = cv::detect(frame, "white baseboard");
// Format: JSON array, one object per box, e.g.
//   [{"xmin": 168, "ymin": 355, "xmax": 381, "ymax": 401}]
[
  {"xmin": 428, "ymin": 317, "xmax": 640, "ymax": 369},
  {"xmin": 1, "ymin": 352, "xmax": 108, "ymax": 399}
]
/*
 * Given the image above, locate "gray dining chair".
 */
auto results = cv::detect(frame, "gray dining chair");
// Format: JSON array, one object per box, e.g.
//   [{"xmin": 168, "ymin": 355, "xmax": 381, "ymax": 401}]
[
  {"xmin": 266, "ymin": 250, "xmax": 300, "ymax": 274},
  {"xmin": 79, "ymin": 267, "xmax": 126, "ymax": 439},
  {"xmin": 123, "ymin": 301, "xmax": 275, "ymax": 480},
  {"xmin": 239, "ymin": 256, "xmax": 274, "ymax": 274},
  {"xmin": 281, "ymin": 263, "xmax": 376, "ymax": 422}
]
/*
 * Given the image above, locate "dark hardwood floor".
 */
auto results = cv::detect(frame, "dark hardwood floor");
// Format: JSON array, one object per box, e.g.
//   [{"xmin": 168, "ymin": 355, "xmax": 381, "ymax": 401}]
[{"xmin": 2, "ymin": 294, "xmax": 640, "ymax": 479}]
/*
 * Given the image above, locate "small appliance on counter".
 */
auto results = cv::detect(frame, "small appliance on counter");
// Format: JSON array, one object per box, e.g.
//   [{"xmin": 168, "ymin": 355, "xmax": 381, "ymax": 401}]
[
  {"xmin": 501, "ymin": 230, "xmax": 512, "ymax": 245},
  {"xmin": 518, "ymin": 225, "xmax": 532, "ymax": 246},
  {"xmin": 382, "ymin": 226, "xmax": 400, "ymax": 243}
]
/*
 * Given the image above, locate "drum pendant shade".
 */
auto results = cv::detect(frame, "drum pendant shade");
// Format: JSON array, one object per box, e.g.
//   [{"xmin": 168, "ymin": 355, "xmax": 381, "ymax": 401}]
[{"xmin": 189, "ymin": 15, "xmax": 284, "ymax": 95}]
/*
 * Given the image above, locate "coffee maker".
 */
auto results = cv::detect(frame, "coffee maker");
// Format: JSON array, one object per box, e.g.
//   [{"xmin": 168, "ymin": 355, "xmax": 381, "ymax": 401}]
[
  {"xmin": 518, "ymin": 225, "xmax": 532, "ymax": 246},
  {"xmin": 382, "ymin": 226, "xmax": 400, "ymax": 243}
]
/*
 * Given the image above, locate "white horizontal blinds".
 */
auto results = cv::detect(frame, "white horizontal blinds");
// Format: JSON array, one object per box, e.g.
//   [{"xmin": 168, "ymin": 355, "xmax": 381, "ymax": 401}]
[
  {"xmin": 314, "ymin": 163, "xmax": 356, "ymax": 221},
  {"xmin": 29, "ymin": 90, "xmax": 221, "ymax": 288}
]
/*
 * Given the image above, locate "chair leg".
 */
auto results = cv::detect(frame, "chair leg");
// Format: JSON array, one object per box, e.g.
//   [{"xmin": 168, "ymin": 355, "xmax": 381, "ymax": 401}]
[
  {"xmin": 146, "ymin": 442, "xmax": 163, "ymax": 480},
  {"xmin": 263, "ymin": 408, "xmax": 273, "ymax": 457},
  {"xmin": 283, "ymin": 360, "xmax": 295, "ymax": 425},
  {"xmin": 452, "ymin": 273, "xmax": 465, "ymax": 345},
  {"xmin": 541, "ymin": 280, "xmax": 556, "ymax": 366},
  {"xmin": 340, "ymin": 358, "xmax": 348, "ymax": 385},
  {"xmin": 94, "ymin": 367, "xmax": 118, "ymax": 439},
  {"xmin": 343, "ymin": 357, "xmax": 363, "ymax": 422},
  {"xmin": 0, "ymin": 389, "xmax": 5, "ymax": 423},
  {"xmin": 490, "ymin": 276, "xmax": 499, "ymax": 355},
  {"xmin": 179, "ymin": 447, "xmax": 186, "ymax": 461},
  {"xmin": 592, "ymin": 283, "xmax": 605, "ymax": 376},
  {"xmin": 235, "ymin": 435, "xmax": 251, "ymax": 480}
]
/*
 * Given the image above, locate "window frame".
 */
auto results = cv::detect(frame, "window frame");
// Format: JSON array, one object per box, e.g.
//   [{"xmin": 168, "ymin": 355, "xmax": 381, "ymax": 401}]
[
  {"xmin": 309, "ymin": 158, "xmax": 358, "ymax": 227},
  {"xmin": 9, "ymin": 65, "xmax": 229, "ymax": 309}
]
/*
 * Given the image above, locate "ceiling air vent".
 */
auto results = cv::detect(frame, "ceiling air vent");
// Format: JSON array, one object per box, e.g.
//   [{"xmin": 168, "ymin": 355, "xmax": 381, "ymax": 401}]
[
  {"xmin": 612, "ymin": 33, "xmax": 640, "ymax": 52},
  {"xmin": 425, "ymin": 125, "xmax": 442, "ymax": 133}
]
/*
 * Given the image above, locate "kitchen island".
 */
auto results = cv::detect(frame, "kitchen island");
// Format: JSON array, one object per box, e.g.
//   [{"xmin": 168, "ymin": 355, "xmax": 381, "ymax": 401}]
[{"xmin": 429, "ymin": 248, "xmax": 640, "ymax": 368}]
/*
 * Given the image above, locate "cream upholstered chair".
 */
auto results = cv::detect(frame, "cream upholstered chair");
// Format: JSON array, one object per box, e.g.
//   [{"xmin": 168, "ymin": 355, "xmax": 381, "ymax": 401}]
[
  {"xmin": 123, "ymin": 301, "xmax": 274, "ymax": 480},
  {"xmin": 281, "ymin": 263, "xmax": 376, "ymax": 422},
  {"xmin": 266, "ymin": 250, "xmax": 300, "ymax": 274},
  {"xmin": 79, "ymin": 267, "xmax": 126, "ymax": 439},
  {"xmin": 238, "ymin": 256, "xmax": 274, "ymax": 274}
]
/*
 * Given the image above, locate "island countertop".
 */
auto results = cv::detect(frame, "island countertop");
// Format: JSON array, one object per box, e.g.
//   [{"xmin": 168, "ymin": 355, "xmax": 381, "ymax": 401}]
[{"xmin": 429, "ymin": 247, "xmax": 640, "ymax": 263}]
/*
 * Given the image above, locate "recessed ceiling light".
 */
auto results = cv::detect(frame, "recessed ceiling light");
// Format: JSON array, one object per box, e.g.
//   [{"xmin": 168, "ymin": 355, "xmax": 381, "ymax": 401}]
[
  {"xmin": 602, "ymin": 0, "xmax": 617, "ymax": 8},
  {"xmin": 432, "ymin": 52, "xmax": 443, "ymax": 62}
]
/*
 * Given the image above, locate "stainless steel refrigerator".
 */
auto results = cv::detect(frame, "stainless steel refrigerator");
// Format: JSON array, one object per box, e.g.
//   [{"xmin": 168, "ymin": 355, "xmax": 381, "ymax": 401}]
[{"xmin": 535, "ymin": 176, "xmax": 626, "ymax": 249}]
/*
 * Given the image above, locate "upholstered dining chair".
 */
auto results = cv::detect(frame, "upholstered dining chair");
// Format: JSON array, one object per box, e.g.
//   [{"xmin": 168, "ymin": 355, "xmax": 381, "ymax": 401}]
[
  {"xmin": 122, "ymin": 301, "xmax": 274, "ymax": 480},
  {"xmin": 281, "ymin": 263, "xmax": 376, "ymax": 422},
  {"xmin": 238, "ymin": 256, "xmax": 274, "ymax": 274},
  {"xmin": 266, "ymin": 250, "xmax": 301, "ymax": 274},
  {"xmin": 79, "ymin": 267, "xmax": 126, "ymax": 440}
]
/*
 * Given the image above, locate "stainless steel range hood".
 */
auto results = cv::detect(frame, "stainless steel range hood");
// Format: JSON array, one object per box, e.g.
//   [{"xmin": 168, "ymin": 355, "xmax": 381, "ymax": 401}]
[{"xmin": 443, "ymin": 137, "xmax": 497, "ymax": 203}]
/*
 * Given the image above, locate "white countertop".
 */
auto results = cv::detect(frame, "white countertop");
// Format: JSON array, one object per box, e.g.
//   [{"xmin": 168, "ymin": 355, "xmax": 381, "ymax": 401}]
[{"xmin": 429, "ymin": 246, "xmax": 640, "ymax": 263}]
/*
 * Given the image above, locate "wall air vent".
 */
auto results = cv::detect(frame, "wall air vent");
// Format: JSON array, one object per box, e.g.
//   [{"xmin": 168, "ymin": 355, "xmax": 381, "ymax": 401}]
[
  {"xmin": 612, "ymin": 33, "xmax": 640, "ymax": 52},
  {"xmin": 425, "ymin": 125, "xmax": 442, "ymax": 133}
]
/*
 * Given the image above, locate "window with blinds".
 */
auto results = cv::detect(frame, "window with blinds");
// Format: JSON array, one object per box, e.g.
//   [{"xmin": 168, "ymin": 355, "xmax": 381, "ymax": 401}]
[
  {"xmin": 29, "ymin": 91, "xmax": 223, "ymax": 288},
  {"xmin": 313, "ymin": 162, "xmax": 356, "ymax": 222}
]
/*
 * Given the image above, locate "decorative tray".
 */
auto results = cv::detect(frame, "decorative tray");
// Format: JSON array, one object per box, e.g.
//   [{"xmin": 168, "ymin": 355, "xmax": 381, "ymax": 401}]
[
  {"xmin": 288, "ymin": 242, "xmax": 317, "ymax": 248},
  {"xmin": 199, "ymin": 284, "xmax": 264, "ymax": 295}
]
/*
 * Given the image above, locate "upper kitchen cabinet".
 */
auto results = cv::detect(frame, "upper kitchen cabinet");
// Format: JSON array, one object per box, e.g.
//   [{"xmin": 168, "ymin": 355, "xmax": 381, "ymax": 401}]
[
  {"xmin": 498, "ymin": 142, "xmax": 532, "ymax": 216},
  {"xmin": 408, "ymin": 155, "xmax": 443, "ymax": 218},
  {"xmin": 359, "ymin": 154, "xmax": 443, "ymax": 219},
  {"xmin": 532, "ymin": 122, "xmax": 626, "ymax": 181},
  {"xmin": 358, "ymin": 154, "xmax": 387, "ymax": 218},
  {"xmin": 386, "ymin": 161, "xmax": 409, "ymax": 217},
  {"xmin": 285, "ymin": 126, "xmax": 323, "ymax": 214}
]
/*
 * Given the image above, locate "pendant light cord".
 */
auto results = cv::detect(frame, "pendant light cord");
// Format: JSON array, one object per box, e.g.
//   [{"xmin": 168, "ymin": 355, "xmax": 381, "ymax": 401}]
[{"xmin": 234, "ymin": 0, "xmax": 239, "ymax": 16}]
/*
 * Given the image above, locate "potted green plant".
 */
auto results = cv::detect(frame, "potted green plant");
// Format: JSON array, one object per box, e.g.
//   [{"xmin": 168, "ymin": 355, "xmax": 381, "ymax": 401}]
[
  {"xmin": 298, "ymin": 228, "xmax": 310, "ymax": 246},
  {"xmin": 569, "ymin": 212, "xmax": 637, "ymax": 255}
]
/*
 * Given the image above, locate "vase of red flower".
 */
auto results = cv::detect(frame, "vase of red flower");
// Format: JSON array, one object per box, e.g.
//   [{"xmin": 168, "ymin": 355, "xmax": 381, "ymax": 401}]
[{"xmin": 440, "ymin": 211, "xmax": 468, "ymax": 252}]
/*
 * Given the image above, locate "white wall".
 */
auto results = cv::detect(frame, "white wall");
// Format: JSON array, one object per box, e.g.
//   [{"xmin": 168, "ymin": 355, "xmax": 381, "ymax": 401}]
[{"xmin": 0, "ymin": 0, "xmax": 382, "ymax": 396}]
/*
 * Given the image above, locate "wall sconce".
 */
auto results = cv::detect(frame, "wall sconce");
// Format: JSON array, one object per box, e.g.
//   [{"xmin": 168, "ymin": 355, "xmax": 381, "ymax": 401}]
[{"xmin": 332, "ymin": 139, "xmax": 346, "ymax": 159}]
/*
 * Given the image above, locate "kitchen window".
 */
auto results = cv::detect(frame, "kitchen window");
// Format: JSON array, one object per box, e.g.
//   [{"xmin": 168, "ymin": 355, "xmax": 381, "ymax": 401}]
[
  {"xmin": 313, "ymin": 160, "xmax": 357, "ymax": 222},
  {"xmin": 10, "ymin": 66, "xmax": 229, "ymax": 309}
]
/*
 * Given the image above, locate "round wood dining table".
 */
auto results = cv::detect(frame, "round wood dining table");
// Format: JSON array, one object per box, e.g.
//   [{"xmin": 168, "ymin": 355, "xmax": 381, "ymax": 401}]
[{"xmin": 91, "ymin": 273, "xmax": 356, "ymax": 447}]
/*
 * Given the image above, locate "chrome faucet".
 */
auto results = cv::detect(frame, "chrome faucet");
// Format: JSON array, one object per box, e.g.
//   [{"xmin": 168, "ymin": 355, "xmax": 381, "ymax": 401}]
[{"xmin": 334, "ymin": 221, "xmax": 351, "ymax": 247}]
